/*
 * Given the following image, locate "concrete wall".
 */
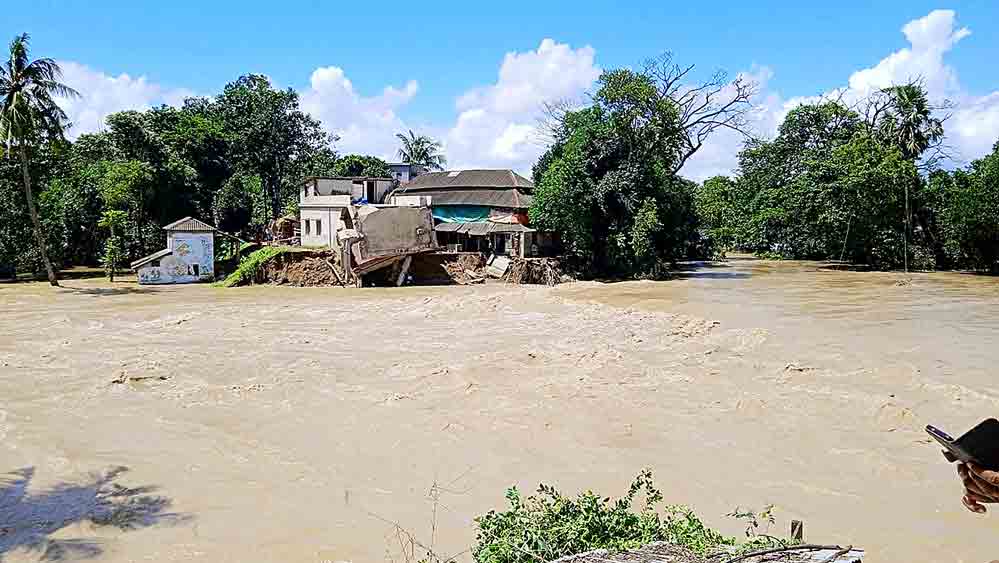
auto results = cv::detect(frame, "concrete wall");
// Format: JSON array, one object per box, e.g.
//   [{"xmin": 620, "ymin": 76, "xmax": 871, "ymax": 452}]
[
  {"xmin": 138, "ymin": 232, "xmax": 214, "ymax": 284},
  {"xmin": 355, "ymin": 206, "xmax": 436, "ymax": 257},
  {"xmin": 301, "ymin": 178, "xmax": 395, "ymax": 205},
  {"xmin": 300, "ymin": 207, "xmax": 348, "ymax": 247}
]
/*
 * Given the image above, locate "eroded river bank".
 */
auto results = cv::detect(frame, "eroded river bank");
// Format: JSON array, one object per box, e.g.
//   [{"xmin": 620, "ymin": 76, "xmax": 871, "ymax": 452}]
[{"xmin": 2, "ymin": 258, "xmax": 998, "ymax": 562}]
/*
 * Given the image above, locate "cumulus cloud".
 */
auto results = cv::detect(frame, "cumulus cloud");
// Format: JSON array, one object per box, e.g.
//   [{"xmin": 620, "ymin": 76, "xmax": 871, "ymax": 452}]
[
  {"xmin": 50, "ymin": 10, "xmax": 998, "ymax": 178},
  {"xmin": 445, "ymin": 39, "xmax": 602, "ymax": 172},
  {"xmin": 299, "ymin": 66, "xmax": 419, "ymax": 158},
  {"xmin": 847, "ymin": 9, "xmax": 970, "ymax": 98},
  {"xmin": 55, "ymin": 61, "xmax": 193, "ymax": 138},
  {"xmin": 686, "ymin": 9, "xmax": 998, "ymax": 179}
]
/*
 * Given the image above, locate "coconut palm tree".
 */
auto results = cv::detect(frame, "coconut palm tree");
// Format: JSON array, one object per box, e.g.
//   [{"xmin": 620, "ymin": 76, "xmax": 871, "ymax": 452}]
[
  {"xmin": 0, "ymin": 33, "xmax": 78, "ymax": 286},
  {"xmin": 875, "ymin": 82, "xmax": 943, "ymax": 273},
  {"xmin": 877, "ymin": 83, "xmax": 944, "ymax": 161},
  {"xmin": 396, "ymin": 129, "xmax": 447, "ymax": 171}
]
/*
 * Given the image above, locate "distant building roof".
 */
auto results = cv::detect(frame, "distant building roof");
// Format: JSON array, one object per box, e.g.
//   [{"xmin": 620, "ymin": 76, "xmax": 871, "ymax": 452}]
[
  {"xmin": 434, "ymin": 222, "xmax": 535, "ymax": 235},
  {"xmin": 390, "ymin": 169, "xmax": 535, "ymax": 209},
  {"xmin": 162, "ymin": 217, "xmax": 216, "ymax": 232},
  {"xmin": 401, "ymin": 169, "xmax": 534, "ymax": 191},
  {"xmin": 130, "ymin": 248, "xmax": 173, "ymax": 270},
  {"xmin": 419, "ymin": 189, "xmax": 533, "ymax": 208}
]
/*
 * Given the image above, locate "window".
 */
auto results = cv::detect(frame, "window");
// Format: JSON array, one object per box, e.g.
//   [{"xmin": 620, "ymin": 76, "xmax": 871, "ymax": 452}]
[
  {"xmin": 316, "ymin": 219, "xmax": 322, "ymax": 236},
  {"xmin": 305, "ymin": 219, "xmax": 311, "ymax": 235}
]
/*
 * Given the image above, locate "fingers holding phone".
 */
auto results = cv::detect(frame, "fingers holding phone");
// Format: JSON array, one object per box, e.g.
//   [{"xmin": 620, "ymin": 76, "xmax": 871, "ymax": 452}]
[{"xmin": 958, "ymin": 462, "xmax": 999, "ymax": 513}]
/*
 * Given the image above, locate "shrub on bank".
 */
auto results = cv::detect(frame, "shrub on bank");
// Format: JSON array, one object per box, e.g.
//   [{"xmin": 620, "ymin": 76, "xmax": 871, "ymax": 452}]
[
  {"xmin": 216, "ymin": 246, "xmax": 287, "ymax": 287},
  {"xmin": 472, "ymin": 469, "xmax": 734, "ymax": 563}
]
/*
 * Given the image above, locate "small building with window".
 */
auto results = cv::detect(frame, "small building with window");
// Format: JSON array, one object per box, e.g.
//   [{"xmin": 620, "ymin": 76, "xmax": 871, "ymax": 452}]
[
  {"xmin": 131, "ymin": 217, "xmax": 217, "ymax": 284},
  {"xmin": 300, "ymin": 176, "xmax": 395, "ymax": 247}
]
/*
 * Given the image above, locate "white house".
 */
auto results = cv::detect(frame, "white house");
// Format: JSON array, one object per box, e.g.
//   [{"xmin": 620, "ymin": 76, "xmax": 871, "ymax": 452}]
[
  {"xmin": 131, "ymin": 217, "xmax": 216, "ymax": 284},
  {"xmin": 299, "ymin": 176, "xmax": 395, "ymax": 247}
]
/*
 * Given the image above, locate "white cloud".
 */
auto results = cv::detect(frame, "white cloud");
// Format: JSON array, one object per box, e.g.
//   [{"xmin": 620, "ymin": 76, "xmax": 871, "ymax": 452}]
[
  {"xmin": 847, "ymin": 9, "xmax": 970, "ymax": 98},
  {"xmin": 685, "ymin": 9, "xmax": 999, "ymax": 179},
  {"xmin": 55, "ymin": 61, "xmax": 193, "ymax": 138},
  {"xmin": 299, "ymin": 66, "xmax": 419, "ymax": 159},
  {"xmin": 445, "ymin": 39, "xmax": 601, "ymax": 173}
]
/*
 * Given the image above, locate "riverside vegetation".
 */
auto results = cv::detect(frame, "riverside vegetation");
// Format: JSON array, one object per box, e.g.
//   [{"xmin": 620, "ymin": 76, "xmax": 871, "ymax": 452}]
[{"xmin": 5, "ymin": 35, "xmax": 998, "ymax": 283}]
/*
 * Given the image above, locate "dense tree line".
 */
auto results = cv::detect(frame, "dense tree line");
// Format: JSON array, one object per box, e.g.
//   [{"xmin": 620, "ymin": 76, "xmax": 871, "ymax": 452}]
[
  {"xmin": 696, "ymin": 83, "xmax": 999, "ymax": 272},
  {"xmin": 5, "ymin": 33, "xmax": 997, "ymax": 281},
  {"xmin": 0, "ymin": 34, "xmax": 408, "ymax": 278}
]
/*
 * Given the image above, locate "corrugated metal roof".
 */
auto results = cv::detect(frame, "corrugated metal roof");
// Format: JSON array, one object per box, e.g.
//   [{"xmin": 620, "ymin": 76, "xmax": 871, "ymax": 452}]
[
  {"xmin": 162, "ymin": 217, "xmax": 216, "ymax": 232},
  {"xmin": 400, "ymin": 169, "xmax": 534, "ymax": 191},
  {"xmin": 130, "ymin": 248, "xmax": 173, "ymax": 270},
  {"xmin": 393, "ymin": 188, "xmax": 533, "ymax": 208},
  {"xmin": 433, "ymin": 222, "xmax": 535, "ymax": 235}
]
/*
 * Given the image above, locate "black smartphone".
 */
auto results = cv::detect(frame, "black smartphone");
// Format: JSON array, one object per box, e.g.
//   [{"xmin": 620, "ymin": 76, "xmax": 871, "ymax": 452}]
[{"xmin": 926, "ymin": 418, "xmax": 999, "ymax": 470}]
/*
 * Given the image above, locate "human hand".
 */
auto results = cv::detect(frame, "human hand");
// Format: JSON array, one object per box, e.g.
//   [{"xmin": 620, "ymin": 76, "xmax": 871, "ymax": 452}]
[{"xmin": 958, "ymin": 462, "xmax": 999, "ymax": 513}]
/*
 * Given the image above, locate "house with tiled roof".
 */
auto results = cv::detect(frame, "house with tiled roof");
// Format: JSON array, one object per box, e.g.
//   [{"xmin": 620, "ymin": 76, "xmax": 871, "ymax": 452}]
[
  {"xmin": 131, "ymin": 217, "xmax": 218, "ymax": 284},
  {"xmin": 388, "ymin": 169, "xmax": 556, "ymax": 257}
]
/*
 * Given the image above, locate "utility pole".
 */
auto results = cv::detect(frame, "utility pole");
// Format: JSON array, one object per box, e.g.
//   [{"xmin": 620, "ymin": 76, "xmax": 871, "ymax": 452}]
[{"xmin": 903, "ymin": 183, "xmax": 910, "ymax": 273}]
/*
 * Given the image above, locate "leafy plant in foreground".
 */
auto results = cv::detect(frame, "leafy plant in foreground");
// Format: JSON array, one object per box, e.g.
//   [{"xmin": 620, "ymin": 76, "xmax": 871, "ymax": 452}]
[{"xmin": 472, "ymin": 469, "xmax": 734, "ymax": 563}]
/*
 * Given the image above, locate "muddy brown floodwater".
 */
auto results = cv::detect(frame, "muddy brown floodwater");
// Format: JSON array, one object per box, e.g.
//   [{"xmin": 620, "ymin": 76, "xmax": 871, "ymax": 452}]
[{"xmin": 2, "ymin": 257, "xmax": 999, "ymax": 562}]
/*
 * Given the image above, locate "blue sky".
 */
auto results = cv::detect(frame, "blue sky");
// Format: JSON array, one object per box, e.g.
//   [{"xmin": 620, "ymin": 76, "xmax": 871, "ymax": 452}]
[{"xmin": 4, "ymin": 1, "xmax": 998, "ymax": 177}]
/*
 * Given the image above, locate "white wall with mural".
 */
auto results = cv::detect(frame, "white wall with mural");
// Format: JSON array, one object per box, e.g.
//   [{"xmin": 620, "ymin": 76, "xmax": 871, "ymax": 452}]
[{"xmin": 137, "ymin": 232, "xmax": 214, "ymax": 284}]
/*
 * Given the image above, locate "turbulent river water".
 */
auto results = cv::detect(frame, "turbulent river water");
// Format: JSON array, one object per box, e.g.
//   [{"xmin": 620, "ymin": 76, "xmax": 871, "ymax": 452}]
[{"xmin": 2, "ymin": 257, "xmax": 998, "ymax": 562}]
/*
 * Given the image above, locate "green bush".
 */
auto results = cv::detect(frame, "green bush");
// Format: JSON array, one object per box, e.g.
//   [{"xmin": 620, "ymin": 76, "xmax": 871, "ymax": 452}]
[
  {"xmin": 472, "ymin": 469, "xmax": 734, "ymax": 563},
  {"xmin": 216, "ymin": 246, "xmax": 287, "ymax": 287}
]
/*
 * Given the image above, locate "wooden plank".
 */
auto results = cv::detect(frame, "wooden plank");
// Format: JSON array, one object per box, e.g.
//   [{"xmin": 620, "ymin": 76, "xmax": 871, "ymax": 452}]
[{"xmin": 395, "ymin": 255, "xmax": 413, "ymax": 286}]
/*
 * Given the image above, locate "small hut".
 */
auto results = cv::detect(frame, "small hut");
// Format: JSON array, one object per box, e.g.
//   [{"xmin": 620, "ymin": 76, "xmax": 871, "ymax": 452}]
[{"xmin": 131, "ymin": 217, "xmax": 217, "ymax": 284}]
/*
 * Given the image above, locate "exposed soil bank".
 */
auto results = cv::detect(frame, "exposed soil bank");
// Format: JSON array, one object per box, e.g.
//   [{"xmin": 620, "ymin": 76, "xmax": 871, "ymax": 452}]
[{"xmin": 1, "ymin": 258, "xmax": 998, "ymax": 562}]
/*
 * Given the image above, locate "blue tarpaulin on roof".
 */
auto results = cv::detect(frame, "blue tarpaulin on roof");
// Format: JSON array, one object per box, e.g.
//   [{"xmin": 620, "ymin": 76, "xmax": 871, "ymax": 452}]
[{"xmin": 432, "ymin": 205, "xmax": 492, "ymax": 223}]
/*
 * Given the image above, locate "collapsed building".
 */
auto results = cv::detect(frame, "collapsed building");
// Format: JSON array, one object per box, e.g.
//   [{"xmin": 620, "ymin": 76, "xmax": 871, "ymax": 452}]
[{"xmin": 298, "ymin": 176, "xmax": 438, "ymax": 286}]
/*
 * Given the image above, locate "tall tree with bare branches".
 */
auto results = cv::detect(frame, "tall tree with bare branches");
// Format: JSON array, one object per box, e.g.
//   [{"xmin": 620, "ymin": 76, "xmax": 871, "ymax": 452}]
[
  {"xmin": 636, "ymin": 53, "xmax": 757, "ymax": 173},
  {"xmin": 0, "ymin": 33, "xmax": 78, "ymax": 286}
]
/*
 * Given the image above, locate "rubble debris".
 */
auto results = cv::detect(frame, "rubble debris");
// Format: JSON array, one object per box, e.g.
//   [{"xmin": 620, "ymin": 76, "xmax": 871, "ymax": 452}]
[
  {"xmin": 264, "ymin": 251, "xmax": 344, "ymax": 286},
  {"xmin": 551, "ymin": 542, "xmax": 863, "ymax": 563},
  {"xmin": 486, "ymin": 254, "xmax": 511, "ymax": 278},
  {"xmin": 443, "ymin": 254, "xmax": 487, "ymax": 285},
  {"xmin": 504, "ymin": 257, "xmax": 564, "ymax": 286},
  {"xmin": 110, "ymin": 371, "xmax": 170, "ymax": 385}
]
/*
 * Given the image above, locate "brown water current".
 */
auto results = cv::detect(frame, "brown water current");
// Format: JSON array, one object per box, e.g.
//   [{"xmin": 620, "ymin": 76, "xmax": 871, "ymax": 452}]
[{"xmin": 1, "ymin": 257, "xmax": 998, "ymax": 562}]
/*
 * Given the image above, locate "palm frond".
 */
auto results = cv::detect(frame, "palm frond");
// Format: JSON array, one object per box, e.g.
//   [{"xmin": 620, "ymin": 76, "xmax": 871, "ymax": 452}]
[{"xmin": 0, "ymin": 32, "xmax": 77, "ymax": 143}]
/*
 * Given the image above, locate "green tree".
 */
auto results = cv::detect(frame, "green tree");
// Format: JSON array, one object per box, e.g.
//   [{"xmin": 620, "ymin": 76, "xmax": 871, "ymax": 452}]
[
  {"xmin": 213, "ymin": 172, "xmax": 260, "ymax": 234},
  {"xmin": 215, "ymin": 74, "xmax": 336, "ymax": 221},
  {"xmin": 867, "ymin": 82, "xmax": 945, "ymax": 271},
  {"xmin": 0, "ymin": 33, "xmax": 78, "ymax": 286},
  {"xmin": 930, "ymin": 141, "xmax": 999, "ymax": 272},
  {"xmin": 332, "ymin": 154, "xmax": 391, "ymax": 177},
  {"xmin": 531, "ymin": 67, "xmax": 709, "ymax": 278},
  {"xmin": 869, "ymin": 82, "xmax": 945, "ymax": 162},
  {"xmin": 395, "ymin": 129, "xmax": 447, "ymax": 170},
  {"xmin": 696, "ymin": 176, "xmax": 739, "ymax": 250},
  {"xmin": 97, "ymin": 209, "xmax": 126, "ymax": 281},
  {"xmin": 96, "ymin": 158, "xmax": 156, "ymax": 257}
]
